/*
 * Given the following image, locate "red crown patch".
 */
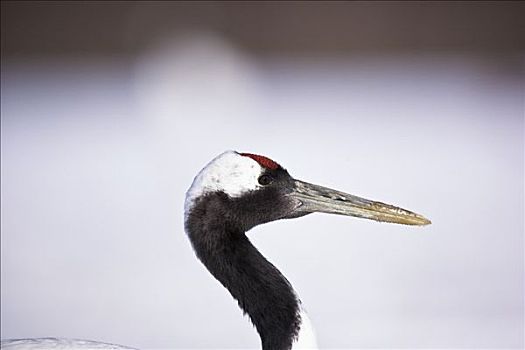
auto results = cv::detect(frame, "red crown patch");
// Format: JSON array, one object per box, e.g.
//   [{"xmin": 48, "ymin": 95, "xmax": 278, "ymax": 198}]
[{"xmin": 240, "ymin": 153, "xmax": 281, "ymax": 170}]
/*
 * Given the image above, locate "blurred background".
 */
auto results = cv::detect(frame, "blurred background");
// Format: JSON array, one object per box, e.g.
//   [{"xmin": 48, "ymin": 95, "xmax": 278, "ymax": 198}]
[{"xmin": 1, "ymin": 1, "xmax": 524, "ymax": 349}]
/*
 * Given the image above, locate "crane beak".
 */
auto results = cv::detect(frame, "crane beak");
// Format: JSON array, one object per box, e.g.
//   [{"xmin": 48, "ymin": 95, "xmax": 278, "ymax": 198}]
[{"xmin": 289, "ymin": 180, "xmax": 431, "ymax": 226}]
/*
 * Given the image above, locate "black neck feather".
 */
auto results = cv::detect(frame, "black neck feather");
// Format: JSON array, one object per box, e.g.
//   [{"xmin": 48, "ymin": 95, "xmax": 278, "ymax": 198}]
[{"xmin": 185, "ymin": 192, "xmax": 301, "ymax": 350}]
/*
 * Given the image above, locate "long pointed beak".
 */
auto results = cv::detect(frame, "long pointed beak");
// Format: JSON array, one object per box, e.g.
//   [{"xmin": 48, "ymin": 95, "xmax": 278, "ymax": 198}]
[{"xmin": 289, "ymin": 180, "xmax": 431, "ymax": 226}]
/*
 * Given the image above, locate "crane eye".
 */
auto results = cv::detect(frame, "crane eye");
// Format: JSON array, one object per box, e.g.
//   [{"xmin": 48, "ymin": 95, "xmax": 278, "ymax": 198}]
[{"xmin": 258, "ymin": 174, "xmax": 273, "ymax": 186}]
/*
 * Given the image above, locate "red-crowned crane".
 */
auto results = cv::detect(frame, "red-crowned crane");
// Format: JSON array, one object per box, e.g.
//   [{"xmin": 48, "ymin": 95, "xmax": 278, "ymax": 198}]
[{"xmin": 1, "ymin": 151, "xmax": 430, "ymax": 350}]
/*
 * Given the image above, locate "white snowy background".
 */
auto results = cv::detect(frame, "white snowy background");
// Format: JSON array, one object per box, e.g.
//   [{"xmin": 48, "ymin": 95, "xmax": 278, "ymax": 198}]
[{"xmin": 1, "ymin": 2, "xmax": 523, "ymax": 349}]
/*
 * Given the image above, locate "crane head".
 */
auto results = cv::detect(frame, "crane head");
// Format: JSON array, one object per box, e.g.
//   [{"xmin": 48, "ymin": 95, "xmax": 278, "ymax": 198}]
[{"xmin": 185, "ymin": 151, "xmax": 430, "ymax": 232}]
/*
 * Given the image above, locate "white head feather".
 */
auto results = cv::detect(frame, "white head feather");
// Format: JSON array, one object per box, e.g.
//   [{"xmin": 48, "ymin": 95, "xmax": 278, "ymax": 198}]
[{"xmin": 184, "ymin": 151, "xmax": 265, "ymax": 217}]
